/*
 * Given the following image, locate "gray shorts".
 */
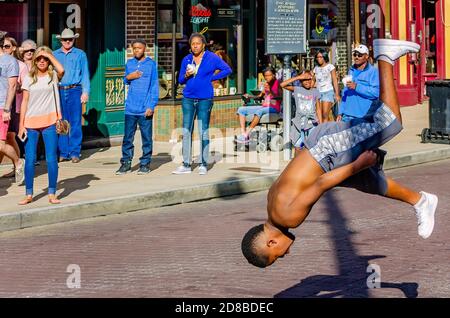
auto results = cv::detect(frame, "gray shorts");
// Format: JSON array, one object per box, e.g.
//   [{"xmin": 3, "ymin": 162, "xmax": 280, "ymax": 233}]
[{"xmin": 304, "ymin": 103, "xmax": 403, "ymax": 195}]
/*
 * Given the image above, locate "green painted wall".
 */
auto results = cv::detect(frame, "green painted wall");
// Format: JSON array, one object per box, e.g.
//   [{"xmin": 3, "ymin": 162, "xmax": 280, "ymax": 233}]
[{"xmin": 85, "ymin": 0, "xmax": 126, "ymax": 137}]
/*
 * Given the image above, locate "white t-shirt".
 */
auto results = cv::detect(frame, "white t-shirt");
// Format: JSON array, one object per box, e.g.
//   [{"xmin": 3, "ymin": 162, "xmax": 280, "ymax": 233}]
[
  {"xmin": 313, "ymin": 64, "xmax": 335, "ymax": 93},
  {"xmin": 22, "ymin": 73, "xmax": 61, "ymax": 129}
]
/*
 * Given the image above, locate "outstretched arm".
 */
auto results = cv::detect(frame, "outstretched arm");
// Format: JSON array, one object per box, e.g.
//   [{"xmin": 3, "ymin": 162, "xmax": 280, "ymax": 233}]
[{"xmin": 284, "ymin": 150, "xmax": 378, "ymax": 228}]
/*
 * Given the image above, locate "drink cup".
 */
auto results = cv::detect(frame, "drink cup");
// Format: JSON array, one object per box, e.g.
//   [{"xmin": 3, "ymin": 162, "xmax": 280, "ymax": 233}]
[
  {"xmin": 342, "ymin": 75, "xmax": 353, "ymax": 86},
  {"xmin": 187, "ymin": 63, "xmax": 196, "ymax": 73}
]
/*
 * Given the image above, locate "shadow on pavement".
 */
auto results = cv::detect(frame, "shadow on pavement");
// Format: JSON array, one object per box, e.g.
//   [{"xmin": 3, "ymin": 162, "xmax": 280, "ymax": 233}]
[
  {"xmin": 32, "ymin": 173, "xmax": 101, "ymax": 201},
  {"xmin": 0, "ymin": 175, "xmax": 14, "ymax": 198},
  {"xmin": 275, "ymin": 191, "xmax": 418, "ymax": 298}
]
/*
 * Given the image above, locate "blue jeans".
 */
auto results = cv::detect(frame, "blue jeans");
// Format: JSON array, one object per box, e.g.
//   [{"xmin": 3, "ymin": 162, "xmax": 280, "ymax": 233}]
[
  {"xmin": 181, "ymin": 98, "xmax": 213, "ymax": 167},
  {"xmin": 24, "ymin": 125, "xmax": 58, "ymax": 196},
  {"xmin": 121, "ymin": 114, "xmax": 153, "ymax": 166},
  {"xmin": 58, "ymin": 86, "xmax": 82, "ymax": 159}
]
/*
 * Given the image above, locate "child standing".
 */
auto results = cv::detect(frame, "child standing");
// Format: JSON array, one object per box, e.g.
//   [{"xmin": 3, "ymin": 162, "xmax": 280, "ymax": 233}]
[{"xmin": 280, "ymin": 70, "xmax": 321, "ymax": 156}]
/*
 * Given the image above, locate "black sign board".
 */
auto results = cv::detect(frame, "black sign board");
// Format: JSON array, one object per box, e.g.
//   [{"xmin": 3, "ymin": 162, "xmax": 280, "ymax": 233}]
[
  {"xmin": 265, "ymin": 0, "xmax": 307, "ymax": 54},
  {"xmin": 217, "ymin": 8, "xmax": 236, "ymax": 18}
]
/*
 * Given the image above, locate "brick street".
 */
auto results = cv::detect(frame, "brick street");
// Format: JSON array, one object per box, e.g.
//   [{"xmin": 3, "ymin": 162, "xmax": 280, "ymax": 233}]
[{"xmin": 0, "ymin": 159, "xmax": 448, "ymax": 298}]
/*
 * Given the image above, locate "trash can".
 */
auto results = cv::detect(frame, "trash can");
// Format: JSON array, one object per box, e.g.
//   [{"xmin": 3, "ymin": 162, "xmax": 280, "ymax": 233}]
[{"xmin": 421, "ymin": 80, "xmax": 450, "ymax": 144}]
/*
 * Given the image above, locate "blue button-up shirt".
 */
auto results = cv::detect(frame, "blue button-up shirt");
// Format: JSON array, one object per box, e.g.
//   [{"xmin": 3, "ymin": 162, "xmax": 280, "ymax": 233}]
[
  {"xmin": 54, "ymin": 47, "xmax": 90, "ymax": 94},
  {"xmin": 124, "ymin": 56, "xmax": 159, "ymax": 115}
]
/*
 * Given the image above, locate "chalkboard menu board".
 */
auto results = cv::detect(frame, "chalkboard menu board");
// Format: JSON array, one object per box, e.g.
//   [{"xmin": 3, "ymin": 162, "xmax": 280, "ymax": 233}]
[{"xmin": 265, "ymin": 0, "xmax": 307, "ymax": 55}]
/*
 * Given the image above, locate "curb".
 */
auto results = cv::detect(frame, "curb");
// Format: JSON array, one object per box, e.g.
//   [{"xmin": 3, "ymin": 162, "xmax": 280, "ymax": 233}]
[
  {"xmin": 1, "ymin": 147, "xmax": 449, "ymax": 233},
  {"xmin": 0, "ymin": 175, "xmax": 278, "ymax": 233}
]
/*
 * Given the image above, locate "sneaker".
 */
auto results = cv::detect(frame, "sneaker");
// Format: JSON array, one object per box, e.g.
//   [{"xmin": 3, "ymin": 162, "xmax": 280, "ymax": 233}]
[
  {"xmin": 115, "ymin": 162, "xmax": 132, "ymax": 175},
  {"xmin": 414, "ymin": 191, "xmax": 438, "ymax": 239},
  {"xmin": 236, "ymin": 134, "xmax": 249, "ymax": 144},
  {"xmin": 198, "ymin": 165, "xmax": 208, "ymax": 175},
  {"xmin": 373, "ymin": 39, "xmax": 420, "ymax": 65},
  {"xmin": 137, "ymin": 165, "xmax": 151, "ymax": 175},
  {"xmin": 172, "ymin": 165, "xmax": 192, "ymax": 174},
  {"xmin": 15, "ymin": 159, "xmax": 25, "ymax": 184}
]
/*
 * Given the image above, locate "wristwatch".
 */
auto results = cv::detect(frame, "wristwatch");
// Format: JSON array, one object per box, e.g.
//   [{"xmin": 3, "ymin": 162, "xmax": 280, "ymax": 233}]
[{"xmin": 3, "ymin": 108, "xmax": 10, "ymax": 113}]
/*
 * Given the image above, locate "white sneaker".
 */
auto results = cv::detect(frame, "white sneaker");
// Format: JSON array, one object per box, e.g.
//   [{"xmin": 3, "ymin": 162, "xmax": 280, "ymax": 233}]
[
  {"xmin": 172, "ymin": 165, "xmax": 192, "ymax": 174},
  {"xmin": 373, "ymin": 39, "xmax": 420, "ymax": 65},
  {"xmin": 198, "ymin": 165, "xmax": 207, "ymax": 175},
  {"xmin": 414, "ymin": 191, "xmax": 438, "ymax": 239}
]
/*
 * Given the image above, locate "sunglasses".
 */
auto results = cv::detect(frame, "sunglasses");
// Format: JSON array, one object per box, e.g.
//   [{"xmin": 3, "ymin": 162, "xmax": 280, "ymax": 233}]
[
  {"xmin": 23, "ymin": 49, "xmax": 36, "ymax": 54},
  {"xmin": 36, "ymin": 56, "xmax": 49, "ymax": 62},
  {"xmin": 61, "ymin": 38, "xmax": 74, "ymax": 42},
  {"xmin": 2, "ymin": 44, "xmax": 12, "ymax": 49},
  {"xmin": 353, "ymin": 52, "xmax": 365, "ymax": 58}
]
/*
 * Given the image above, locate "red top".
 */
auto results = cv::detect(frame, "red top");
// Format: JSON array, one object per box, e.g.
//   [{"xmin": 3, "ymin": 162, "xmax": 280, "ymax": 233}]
[{"xmin": 261, "ymin": 79, "xmax": 281, "ymax": 113}]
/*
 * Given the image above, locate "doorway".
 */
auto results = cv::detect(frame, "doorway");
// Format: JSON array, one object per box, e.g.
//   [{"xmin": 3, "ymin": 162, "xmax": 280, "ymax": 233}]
[{"xmin": 44, "ymin": 0, "xmax": 86, "ymax": 51}]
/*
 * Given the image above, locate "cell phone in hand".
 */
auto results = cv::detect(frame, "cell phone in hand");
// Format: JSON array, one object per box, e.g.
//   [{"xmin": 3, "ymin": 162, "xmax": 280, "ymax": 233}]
[{"xmin": 19, "ymin": 130, "xmax": 27, "ymax": 142}]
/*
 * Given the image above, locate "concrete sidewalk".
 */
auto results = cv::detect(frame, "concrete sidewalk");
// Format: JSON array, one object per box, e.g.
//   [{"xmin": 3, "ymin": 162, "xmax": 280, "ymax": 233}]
[{"xmin": 0, "ymin": 102, "xmax": 449, "ymax": 232}]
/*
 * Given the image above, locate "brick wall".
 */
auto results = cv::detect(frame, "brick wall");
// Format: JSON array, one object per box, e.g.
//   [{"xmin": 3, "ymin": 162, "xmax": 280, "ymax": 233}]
[
  {"xmin": 335, "ymin": 0, "xmax": 354, "ymax": 79},
  {"xmin": 126, "ymin": 0, "xmax": 156, "ymax": 59},
  {"xmin": 158, "ymin": 43, "xmax": 174, "ymax": 77},
  {"xmin": 153, "ymin": 98, "xmax": 242, "ymax": 142}
]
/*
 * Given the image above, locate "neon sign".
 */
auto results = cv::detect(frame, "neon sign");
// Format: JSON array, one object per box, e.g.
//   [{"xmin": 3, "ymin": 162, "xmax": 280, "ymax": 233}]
[{"xmin": 190, "ymin": 4, "xmax": 211, "ymax": 25}]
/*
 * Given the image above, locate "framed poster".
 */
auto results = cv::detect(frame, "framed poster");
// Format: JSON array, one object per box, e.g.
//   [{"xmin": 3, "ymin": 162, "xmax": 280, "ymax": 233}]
[
  {"xmin": 308, "ymin": 4, "xmax": 338, "ymax": 43},
  {"xmin": 265, "ymin": 0, "xmax": 307, "ymax": 54}
]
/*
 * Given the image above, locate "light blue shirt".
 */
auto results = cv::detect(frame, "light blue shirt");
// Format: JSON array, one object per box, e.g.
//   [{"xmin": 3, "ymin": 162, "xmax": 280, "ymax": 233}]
[
  {"xmin": 54, "ymin": 47, "xmax": 90, "ymax": 94},
  {"xmin": 0, "ymin": 54, "xmax": 19, "ymax": 109},
  {"xmin": 339, "ymin": 63, "xmax": 380, "ymax": 119}
]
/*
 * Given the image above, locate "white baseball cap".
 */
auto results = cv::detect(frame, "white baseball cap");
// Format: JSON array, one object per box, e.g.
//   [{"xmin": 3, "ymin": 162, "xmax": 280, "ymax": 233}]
[{"xmin": 353, "ymin": 44, "xmax": 369, "ymax": 55}]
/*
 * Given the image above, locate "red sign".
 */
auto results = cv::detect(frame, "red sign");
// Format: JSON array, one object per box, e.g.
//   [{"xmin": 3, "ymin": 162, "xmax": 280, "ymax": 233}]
[{"xmin": 190, "ymin": 4, "xmax": 211, "ymax": 24}]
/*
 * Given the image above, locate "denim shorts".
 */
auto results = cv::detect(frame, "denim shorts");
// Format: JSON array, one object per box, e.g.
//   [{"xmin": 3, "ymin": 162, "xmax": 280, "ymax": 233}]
[
  {"xmin": 319, "ymin": 90, "xmax": 335, "ymax": 103},
  {"xmin": 236, "ymin": 106, "xmax": 278, "ymax": 118}
]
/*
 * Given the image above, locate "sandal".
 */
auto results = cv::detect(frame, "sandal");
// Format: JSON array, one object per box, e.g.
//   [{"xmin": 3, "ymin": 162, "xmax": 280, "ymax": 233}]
[
  {"xmin": 48, "ymin": 195, "xmax": 61, "ymax": 205},
  {"xmin": 18, "ymin": 196, "xmax": 33, "ymax": 205}
]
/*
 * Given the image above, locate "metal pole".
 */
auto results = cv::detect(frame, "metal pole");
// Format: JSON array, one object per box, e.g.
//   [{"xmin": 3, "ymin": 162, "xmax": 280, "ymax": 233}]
[
  {"xmin": 171, "ymin": 0, "xmax": 177, "ymax": 100},
  {"xmin": 283, "ymin": 55, "xmax": 292, "ymax": 161},
  {"xmin": 237, "ymin": 24, "xmax": 244, "ymax": 94}
]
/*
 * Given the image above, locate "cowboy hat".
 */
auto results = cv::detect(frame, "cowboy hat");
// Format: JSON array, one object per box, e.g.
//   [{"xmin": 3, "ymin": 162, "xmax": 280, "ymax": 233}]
[{"xmin": 56, "ymin": 28, "xmax": 79, "ymax": 39}]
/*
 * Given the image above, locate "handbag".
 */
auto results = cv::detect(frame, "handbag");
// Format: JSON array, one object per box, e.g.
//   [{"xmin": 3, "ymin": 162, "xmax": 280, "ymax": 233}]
[{"xmin": 52, "ymin": 82, "xmax": 70, "ymax": 135}]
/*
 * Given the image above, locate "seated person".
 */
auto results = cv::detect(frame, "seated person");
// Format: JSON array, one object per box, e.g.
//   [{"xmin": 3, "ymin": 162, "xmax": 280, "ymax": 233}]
[
  {"xmin": 241, "ymin": 39, "xmax": 438, "ymax": 268},
  {"xmin": 236, "ymin": 67, "xmax": 282, "ymax": 143},
  {"xmin": 280, "ymin": 70, "xmax": 321, "ymax": 157}
]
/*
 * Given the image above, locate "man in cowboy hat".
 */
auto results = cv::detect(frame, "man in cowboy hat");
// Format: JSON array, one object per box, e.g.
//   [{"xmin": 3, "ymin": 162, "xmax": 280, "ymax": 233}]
[
  {"xmin": 54, "ymin": 28, "xmax": 90, "ymax": 163},
  {"xmin": 337, "ymin": 44, "xmax": 380, "ymax": 123}
]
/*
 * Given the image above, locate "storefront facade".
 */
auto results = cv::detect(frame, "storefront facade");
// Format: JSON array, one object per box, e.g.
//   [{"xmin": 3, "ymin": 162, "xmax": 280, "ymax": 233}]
[
  {"xmin": 3, "ymin": 0, "xmax": 449, "ymax": 144},
  {"xmin": 354, "ymin": 0, "xmax": 450, "ymax": 106}
]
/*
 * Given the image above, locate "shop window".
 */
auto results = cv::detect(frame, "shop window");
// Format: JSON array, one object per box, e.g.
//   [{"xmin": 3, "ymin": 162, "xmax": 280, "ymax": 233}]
[
  {"xmin": 157, "ymin": 0, "xmax": 241, "ymax": 99},
  {"xmin": 0, "ymin": 3, "xmax": 29, "ymax": 44},
  {"xmin": 425, "ymin": 18, "xmax": 436, "ymax": 74},
  {"xmin": 308, "ymin": 2, "xmax": 338, "ymax": 45},
  {"xmin": 158, "ymin": 0, "xmax": 183, "ymax": 40}
]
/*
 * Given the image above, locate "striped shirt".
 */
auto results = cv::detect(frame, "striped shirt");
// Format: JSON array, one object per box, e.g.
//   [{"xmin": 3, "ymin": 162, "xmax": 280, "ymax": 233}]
[{"xmin": 21, "ymin": 73, "xmax": 62, "ymax": 129}]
